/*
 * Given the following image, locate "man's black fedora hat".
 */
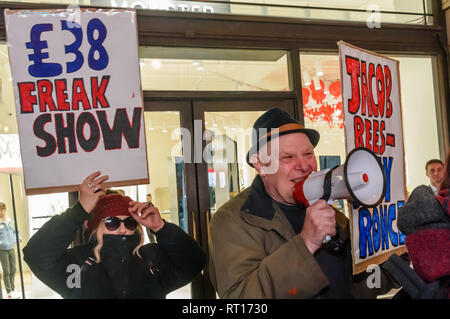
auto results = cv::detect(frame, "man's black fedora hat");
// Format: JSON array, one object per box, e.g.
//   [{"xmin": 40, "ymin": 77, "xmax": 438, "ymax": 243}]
[{"xmin": 246, "ymin": 108, "xmax": 320, "ymax": 167}]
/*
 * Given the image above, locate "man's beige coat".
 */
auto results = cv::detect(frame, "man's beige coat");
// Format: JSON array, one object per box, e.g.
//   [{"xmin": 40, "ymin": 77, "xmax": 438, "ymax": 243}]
[{"xmin": 208, "ymin": 175, "xmax": 353, "ymax": 298}]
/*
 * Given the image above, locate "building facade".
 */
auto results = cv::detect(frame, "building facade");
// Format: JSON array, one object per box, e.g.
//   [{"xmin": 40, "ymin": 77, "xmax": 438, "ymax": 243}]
[{"xmin": 0, "ymin": 0, "xmax": 448, "ymax": 299}]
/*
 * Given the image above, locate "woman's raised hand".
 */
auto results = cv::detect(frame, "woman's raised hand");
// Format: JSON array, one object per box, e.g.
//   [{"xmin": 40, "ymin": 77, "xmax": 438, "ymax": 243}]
[
  {"xmin": 79, "ymin": 171, "xmax": 109, "ymax": 213},
  {"xmin": 128, "ymin": 201, "xmax": 165, "ymax": 233}
]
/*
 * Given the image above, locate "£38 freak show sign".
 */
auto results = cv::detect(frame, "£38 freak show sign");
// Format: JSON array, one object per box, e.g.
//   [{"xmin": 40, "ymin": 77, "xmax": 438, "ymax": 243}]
[
  {"xmin": 338, "ymin": 42, "xmax": 407, "ymax": 274},
  {"xmin": 5, "ymin": 9, "xmax": 148, "ymax": 195}
]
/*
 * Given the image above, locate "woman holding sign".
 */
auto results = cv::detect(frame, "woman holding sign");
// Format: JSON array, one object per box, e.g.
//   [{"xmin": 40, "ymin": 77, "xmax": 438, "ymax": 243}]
[{"xmin": 22, "ymin": 172, "xmax": 205, "ymax": 299}]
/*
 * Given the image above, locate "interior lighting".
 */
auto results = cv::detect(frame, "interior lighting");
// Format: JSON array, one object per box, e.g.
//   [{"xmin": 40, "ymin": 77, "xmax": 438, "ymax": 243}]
[
  {"xmin": 151, "ymin": 59, "xmax": 162, "ymax": 69},
  {"xmin": 313, "ymin": 76, "xmax": 322, "ymax": 90},
  {"xmin": 315, "ymin": 59, "xmax": 323, "ymax": 76},
  {"xmin": 303, "ymin": 71, "xmax": 311, "ymax": 86}
]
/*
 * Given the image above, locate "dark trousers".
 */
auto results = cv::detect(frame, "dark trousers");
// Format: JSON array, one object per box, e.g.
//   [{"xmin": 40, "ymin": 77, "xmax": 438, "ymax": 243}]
[{"xmin": 0, "ymin": 249, "xmax": 16, "ymax": 293}]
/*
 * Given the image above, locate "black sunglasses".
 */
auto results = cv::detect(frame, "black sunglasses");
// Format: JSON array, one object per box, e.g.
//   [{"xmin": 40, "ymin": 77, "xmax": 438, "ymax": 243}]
[{"xmin": 103, "ymin": 216, "xmax": 138, "ymax": 231}]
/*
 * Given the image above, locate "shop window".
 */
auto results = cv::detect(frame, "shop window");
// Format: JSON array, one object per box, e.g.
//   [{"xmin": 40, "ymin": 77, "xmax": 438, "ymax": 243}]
[
  {"xmin": 0, "ymin": 45, "xmax": 16, "ymax": 135},
  {"xmin": 0, "ymin": 44, "xmax": 67, "ymax": 298},
  {"xmin": 299, "ymin": 52, "xmax": 443, "ymax": 196},
  {"xmin": 139, "ymin": 46, "xmax": 289, "ymax": 91}
]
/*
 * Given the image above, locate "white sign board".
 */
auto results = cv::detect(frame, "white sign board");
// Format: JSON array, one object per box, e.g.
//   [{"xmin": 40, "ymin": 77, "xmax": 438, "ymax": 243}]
[
  {"xmin": 5, "ymin": 9, "xmax": 148, "ymax": 195},
  {"xmin": 339, "ymin": 42, "xmax": 407, "ymax": 274}
]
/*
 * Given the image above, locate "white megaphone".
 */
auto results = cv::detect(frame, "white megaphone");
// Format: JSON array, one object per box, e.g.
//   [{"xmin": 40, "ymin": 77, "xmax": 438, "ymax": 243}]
[{"xmin": 293, "ymin": 147, "xmax": 386, "ymax": 208}]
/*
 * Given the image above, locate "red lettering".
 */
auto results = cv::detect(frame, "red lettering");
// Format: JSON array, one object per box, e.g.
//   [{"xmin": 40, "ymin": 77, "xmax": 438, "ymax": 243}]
[
  {"xmin": 379, "ymin": 121, "xmax": 386, "ymax": 154},
  {"xmin": 354, "ymin": 116, "xmax": 364, "ymax": 148},
  {"xmin": 18, "ymin": 82, "xmax": 37, "ymax": 113},
  {"xmin": 360, "ymin": 61, "xmax": 371, "ymax": 116},
  {"xmin": 91, "ymin": 76, "xmax": 110, "ymax": 108},
  {"xmin": 384, "ymin": 66, "xmax": 393, "ymax": 118},
  {"xmin": 376, "ymin": 64, "xmax": 385, "ymax": 117},
  {"xmin": 346, "ymin": 56, "xmax": 360, "ymax": 114},
  {"xmin": 386, "ymin": 134, "xmax": 395, "ymax": 147},
  {"xmin": 19, "ymin": 77, "xmax": 110, "ymax": 113},
  {"xmin": 368, "ymin": 63, "xmax": 378, "ymax": 117},
  {"xmin": 365, "ymin": 119, "xmax": 372, "ymax": 151},
  {"xmin": 353, "ymin": 118, "xmax": 387, "ymax": 154},
  {"xmin": 37, "ymin": 80, "xmax": 57, "ymax": 112},
  {"xmin": 72, "ymin": 79, "xmax": 91, "ymax": 110},
  {"xmin": 55, "ymin": 79, "xmax": 70, "ymax": 111},
  {"xmin": 372, "ymin": 119, "xmax": 379, "ymax": 154}
]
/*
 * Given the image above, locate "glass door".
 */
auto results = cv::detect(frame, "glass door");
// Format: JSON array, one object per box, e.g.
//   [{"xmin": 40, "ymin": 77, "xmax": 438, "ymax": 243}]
[
  {"xmin": 193, "ymin": 100, "xmax": 296, "ymax": 298},
  {"xmin": 143, "ymin": 101, "xmax": 201, "ymax": 299}
]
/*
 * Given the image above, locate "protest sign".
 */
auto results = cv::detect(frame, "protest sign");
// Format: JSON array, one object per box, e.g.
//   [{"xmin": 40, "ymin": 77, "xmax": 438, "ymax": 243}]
[
  {"xmin": 5, "ymin": 9, "xmax": 148, "ymax": 195},
  {"xmin": 338, "ymin": 42, "xmax": 407, "ymax": 274}
]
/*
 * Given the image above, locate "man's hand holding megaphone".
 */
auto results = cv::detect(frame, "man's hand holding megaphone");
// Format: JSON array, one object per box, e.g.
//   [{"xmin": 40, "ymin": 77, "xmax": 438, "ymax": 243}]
[
  {"xmin": 293, "ymin": 147, "xmax": 387, "ymax": 253},
  {"xmin": 300, "ymin": 200, "xmax": 337, "ymax": 254}
]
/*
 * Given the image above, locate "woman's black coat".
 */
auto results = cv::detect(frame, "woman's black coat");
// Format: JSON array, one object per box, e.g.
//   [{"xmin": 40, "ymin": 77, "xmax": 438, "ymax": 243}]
[{"xmin": 22, "ymin": 202, "xmax": 205, "ymax": 299}]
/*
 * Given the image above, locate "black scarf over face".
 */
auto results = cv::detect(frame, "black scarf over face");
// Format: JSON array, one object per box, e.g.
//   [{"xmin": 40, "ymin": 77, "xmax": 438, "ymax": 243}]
[
  {"xmin": 92, "ymin": 233, "xmax": 142, "ymax": 297},
  {"xmin": 98, "ymin": 232, "xmax": 141, "ymax": 261}
]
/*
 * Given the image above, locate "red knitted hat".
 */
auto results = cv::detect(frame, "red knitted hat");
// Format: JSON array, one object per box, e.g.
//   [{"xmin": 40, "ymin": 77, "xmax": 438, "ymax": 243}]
[{"xmin": 87, "ymin": 194, "xmax": 133, "ymax": 232}]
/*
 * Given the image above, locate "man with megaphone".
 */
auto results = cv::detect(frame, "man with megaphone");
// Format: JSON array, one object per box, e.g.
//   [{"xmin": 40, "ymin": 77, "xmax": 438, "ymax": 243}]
[{"xmin": 208, "ymin": 108, "xmax": 397, "ymax": 299}]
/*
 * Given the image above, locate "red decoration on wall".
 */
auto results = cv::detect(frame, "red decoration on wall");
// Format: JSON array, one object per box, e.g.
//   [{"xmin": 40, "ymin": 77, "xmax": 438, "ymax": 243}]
[
  {"xmin": 303, "ymin": 80, "xmax": 343, "ymax": 129},
  {"xmin": 309, "ymin": 79, "xmax": 326, "ymax": 104},
  {"xmin": 329, "ymin": 80, "xmax": 341, "ymax": 98},
  {"xmin": 302, "ymin": 87, "xmax": 310, "ymax": 106}
]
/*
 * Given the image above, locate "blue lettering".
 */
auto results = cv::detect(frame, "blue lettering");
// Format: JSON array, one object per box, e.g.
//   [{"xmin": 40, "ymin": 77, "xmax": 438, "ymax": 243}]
[
  {"xmin": 357, "ymin": 202, "xmax": 405, "ymax": 260},
  {"xmin": 26, "ymin": 23, "xmax": 63, "ymax": 77},
  {"xmin": 87, "ymin": 18, "xmax": 109, "ymax": 71},
  {"xmin": 359, "ymin": 208, "xmax": 373, "ymax": 259},
  {"xmin": 383, "ymin": 157, "xmax": 393, "ymax": 202},
  {"xmin": 388, "ymin": 203, "xmax": 398, "ymax": 247},
  {"xmin": 380, "ymin": 204, "xmax": 389, "ymax": 250},
  {"xmin": 62, "ymin": 20, "xmax": 84, "ymax": 73},
  {"xmin": 372, "ymin": 207, "xmax": 381, "ymax": 252},
  {"xmin": 397, "ymin": 201, "xmax": 406, "ymax": 245}
]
